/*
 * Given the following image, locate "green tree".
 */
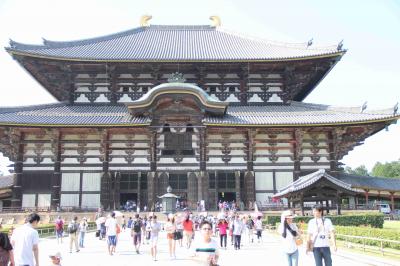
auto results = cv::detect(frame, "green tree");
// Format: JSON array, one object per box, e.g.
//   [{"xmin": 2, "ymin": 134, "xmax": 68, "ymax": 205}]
[
  {"xmin": 344, "ymin": 165, "xmax": 369, "ymax": 176},
  {"xmin": 371, "ymin": 160, "xmax": 400, "ymax": 178}
]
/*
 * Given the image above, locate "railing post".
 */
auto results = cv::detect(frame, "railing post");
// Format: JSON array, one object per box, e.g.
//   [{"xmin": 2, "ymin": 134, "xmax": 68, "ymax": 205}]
[
  {"xmin": 381, "ymin": 240, "xmax": 384, "ymax": 256},
  {"xmin": 363, "ymin": 237, "xmax": 365, "ymax": 252}
]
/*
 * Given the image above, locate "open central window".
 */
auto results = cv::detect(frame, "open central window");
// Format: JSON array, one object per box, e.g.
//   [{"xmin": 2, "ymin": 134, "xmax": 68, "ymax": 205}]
[{"xmin": 161, "ymin": 124, "xmax": 194, "ymax": 156}]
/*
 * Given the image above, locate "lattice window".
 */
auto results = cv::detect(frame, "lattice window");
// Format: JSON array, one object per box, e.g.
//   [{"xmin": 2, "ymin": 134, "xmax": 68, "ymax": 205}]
[{"xmin": 162, "ymin": 132, "xmax": 193, "ymax": 156}]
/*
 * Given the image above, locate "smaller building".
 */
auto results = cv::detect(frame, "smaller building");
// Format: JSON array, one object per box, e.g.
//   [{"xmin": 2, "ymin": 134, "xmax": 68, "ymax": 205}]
[
  {"xmin": 274, "ymin": 169, "xmax": 400, "ymax": 214},
  {"xmin": 0, "ymin": 174, "xmax": 14, "ymax": 210}
]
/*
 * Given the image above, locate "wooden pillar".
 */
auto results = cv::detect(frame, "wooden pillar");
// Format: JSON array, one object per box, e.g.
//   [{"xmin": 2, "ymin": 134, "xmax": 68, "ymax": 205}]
[
  {"xmin": 100, "ymin": 129, "xmax": 110, "ymax": 210},
  {"xmin": 245, "ymin": 171, "xmax": 255, "ymax": 207},
  {"xmin": 11, "ymin": 131, "xmax": 24, "ymax": 208},
  {"xmin": 147, "ymin": 172, "xmax": 157, "ymax": 211},
  {"xmin": 187, "ymin": 172, "xmax": 198, "ymax": 209},
  {"xmin": 300, "ymin": 193, "xmax": 305, "ymax": 216},
  {"xmin": 51, "ymin": 130, "xmax": 62, "ymax": 210},
  {"xmin": 337, "ymin": 193, "xmax": 342, "ymax": 215},
  {"xmin": 150, "ymin": 130, "xmax": 157, "ymax": 172},
  {"xmin": 197, "ymin": 172, "xmax": 204, "ymax": 202},
  {"xmin": 235, "ymin": 171, "xmax": 241, "ymax": 206},
  {"xmin": 137, "ymin": 174, "xmax": 141, "ymax": 210},
  {"xmin": 293, "ymin": 129, "xmax": 303, "ymax": 180},
  {"xmin": 364, "ymin": 189, "xmax": 369, "ymax": 209},
  {"xmin": 390, "ymin": 192, "xmax": 395, "ymax": 213},
  {"xmin": 245, "ymin": 130, "xmax": 255, "ymax": 204},
  {"xmin": 326, "ymin": 200, "xmax": 330, "ymax": 214}
]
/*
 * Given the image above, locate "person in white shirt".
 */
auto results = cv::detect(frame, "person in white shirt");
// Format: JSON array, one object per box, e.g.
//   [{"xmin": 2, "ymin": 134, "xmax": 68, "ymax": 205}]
[
  {"xmin": 11, "ymin": 213, "xmax": 40, "ymax": 266},
  {"xmin": 232, "ymin": 214, "xmax": 244, "ymax": 250},
  {"xmin": 149, "ymin": 215, "xmax": 162, "ymax": 261},
  {"xmin": 191, "ymin": 220, "xmax": 219, "ymax": 265},
  {"xmin": 278, "ymin": 210, "xmax": 300, "ymax": 266},
  {"xmin": 105, "ymin": 212, "xmax": 117, "ymax": 255},
  {"xmin": 254, "ymin": 216, "xmax": 263, "ymax": 243},
  {"xmin": 307, "ymin": 204, "xmax": 337, "ymax": 266}
]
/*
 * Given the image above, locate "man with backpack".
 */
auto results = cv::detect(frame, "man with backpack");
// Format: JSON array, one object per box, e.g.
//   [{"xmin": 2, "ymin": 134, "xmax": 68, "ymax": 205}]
[
  {"xmin": 131, "ymin": 214, "xmax": 142, "ymax": 254},
  {"xmin": 68, "ymin": 216, "xmax": 80, "ymax": 253},
  {"xmin": 246, "ymin": 215, "xmax": 255, "ymax": 243},
  {"xmin": 55, "ymin": 216, "xmax": 64, "ymax": 244}
]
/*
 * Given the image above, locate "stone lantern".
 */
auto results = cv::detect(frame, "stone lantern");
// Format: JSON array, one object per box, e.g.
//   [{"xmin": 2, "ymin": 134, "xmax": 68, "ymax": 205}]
[{"xmin": 158, "ymin": 186, "xmax": 180, "ymax": 214}]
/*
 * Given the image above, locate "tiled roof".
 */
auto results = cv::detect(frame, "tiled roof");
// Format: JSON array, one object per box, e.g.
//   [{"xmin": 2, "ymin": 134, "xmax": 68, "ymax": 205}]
[
  {"xmin": 6, "ymin": 25, "xmax": 343, "ymax": 61},
  {"xmin": 0, "ymin": 102, "xmax": 397, "ymax": 127},
  {"xmin": 0, "ymin": 174, "xmax": 14, "ymax": 189},
  {"xmin": 274, "ymin": 169, "xmax": 356, "ymax": 198},
  {"xmin": 0, "ymin": 103, "xmax": 150, "ymax": 126},
  {"xmin": 204, "ymin": 102, "xmax": 399, "ymax": 126},
  {"xmin": 336, "ymin": 174, "xmax": 400, "ymax": 192}
]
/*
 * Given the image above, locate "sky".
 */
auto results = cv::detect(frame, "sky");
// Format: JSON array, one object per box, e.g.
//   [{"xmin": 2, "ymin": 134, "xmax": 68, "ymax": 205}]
[{"xmin": 0, "ymin": 0, "xmax": 399, "ymax": 174}]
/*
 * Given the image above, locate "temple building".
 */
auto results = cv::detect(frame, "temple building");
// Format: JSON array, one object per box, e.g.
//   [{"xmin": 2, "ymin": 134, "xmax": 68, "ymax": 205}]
[{"xmin": 0, "ymin": 17, "xmax": 399, "ymax": 211}]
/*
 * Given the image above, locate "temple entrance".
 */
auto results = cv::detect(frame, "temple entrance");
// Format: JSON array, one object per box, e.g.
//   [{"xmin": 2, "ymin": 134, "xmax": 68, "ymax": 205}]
[
  {"xmin": 218, "ymin": 192, "xmax": 236, "ymax": 202},
  {"xmin": 120, "ymin": 193, "xmax": 138, "ymax": 211}
]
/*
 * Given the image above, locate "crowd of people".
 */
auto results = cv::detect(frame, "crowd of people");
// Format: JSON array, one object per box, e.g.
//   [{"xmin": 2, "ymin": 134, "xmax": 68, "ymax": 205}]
[{"xmin": 0, "ymin": 204, "xmax": 338, "ymax": 266}]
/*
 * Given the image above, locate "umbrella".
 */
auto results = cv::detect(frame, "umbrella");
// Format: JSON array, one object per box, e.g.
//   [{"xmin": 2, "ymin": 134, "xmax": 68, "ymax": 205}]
[{"xmin": 112, "ymin": 210, "xmax": 123, "ymax": 217}]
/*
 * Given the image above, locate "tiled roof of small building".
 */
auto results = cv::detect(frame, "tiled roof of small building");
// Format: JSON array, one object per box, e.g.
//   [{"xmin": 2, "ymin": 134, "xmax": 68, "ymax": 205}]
[
  {"xmin": 274, "ymin": 169, "xmax": 357, "ymax": 198},
  {"xmin": 0, "ymin": 102, "xmax": 397, "ymax": 127},
  {"xmin": 6, "ymin": 25, "xmax": 343, "ymax": 61},
  {"xmin": 0, "ymin": 174, "xmax": 14, "ymax": 189}
]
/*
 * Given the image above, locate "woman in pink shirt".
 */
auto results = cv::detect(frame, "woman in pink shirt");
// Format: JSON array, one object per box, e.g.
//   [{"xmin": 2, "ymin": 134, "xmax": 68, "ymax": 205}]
[{"xmin": 217, "ymin": 219, "xmax": 228, "ymax": 249}]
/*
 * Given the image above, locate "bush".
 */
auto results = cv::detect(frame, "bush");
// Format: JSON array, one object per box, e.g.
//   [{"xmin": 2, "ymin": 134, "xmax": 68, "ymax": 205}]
[
  {"xmin": 335, "ymin": 225, "xmax": 400, "ymax": 250},
  {"xmin": 263, "ymin": 213, "xmax": 384, "ymax": 228}
]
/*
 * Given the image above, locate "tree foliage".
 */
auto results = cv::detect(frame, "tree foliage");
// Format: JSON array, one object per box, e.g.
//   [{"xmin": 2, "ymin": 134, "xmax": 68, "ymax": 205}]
[
  {"xmin": 344, "ymin": 165, "xmax": 369, "ymax": 176},
  {"xmin": 371, "ymin": 159, "xmax": 400, "ymax": 178}
]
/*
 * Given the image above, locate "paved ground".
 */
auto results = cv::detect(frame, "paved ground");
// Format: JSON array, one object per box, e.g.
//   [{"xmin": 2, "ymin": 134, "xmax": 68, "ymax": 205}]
[{"xmin": 37, "ymin": 230, "xmax": 398, "ymax": 266}]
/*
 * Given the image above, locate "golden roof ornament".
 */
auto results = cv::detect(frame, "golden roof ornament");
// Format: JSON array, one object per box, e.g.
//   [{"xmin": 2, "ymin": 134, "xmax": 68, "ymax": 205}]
[
  {"xmin": 168, "ymin": 72, "xmax": 186, "ymax": 83},
  {"xmin": 140, "ymin": 15, "xmax": 152, "ymax": 27},
  {"xmin": 209, "ymin": 16, "xmax": 221, "ymax": 27}
]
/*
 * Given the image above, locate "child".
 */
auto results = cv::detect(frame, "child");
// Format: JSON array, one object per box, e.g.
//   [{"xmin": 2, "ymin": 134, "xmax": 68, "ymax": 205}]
[{"xmin": 49, "ymin": 251, "xmax": 62, "ymax": 266}]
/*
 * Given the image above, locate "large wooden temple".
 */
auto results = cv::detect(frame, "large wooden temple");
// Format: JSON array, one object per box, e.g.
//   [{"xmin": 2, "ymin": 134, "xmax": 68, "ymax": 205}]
[{"xmin": 0, "ymin": 17, "xmax": 399, "ymax": 211}]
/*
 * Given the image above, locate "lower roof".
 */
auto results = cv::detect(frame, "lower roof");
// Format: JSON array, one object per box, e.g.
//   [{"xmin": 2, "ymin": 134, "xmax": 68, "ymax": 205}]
[{"xmin": 0, "ymin": 101, "xmax": 397, "ymax": 127}]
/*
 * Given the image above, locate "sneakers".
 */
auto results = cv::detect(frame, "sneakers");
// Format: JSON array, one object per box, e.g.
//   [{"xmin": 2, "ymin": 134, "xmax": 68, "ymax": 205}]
[{"xmin": 136, "ymin": 250, "xmax": 140, "ymax": 254}]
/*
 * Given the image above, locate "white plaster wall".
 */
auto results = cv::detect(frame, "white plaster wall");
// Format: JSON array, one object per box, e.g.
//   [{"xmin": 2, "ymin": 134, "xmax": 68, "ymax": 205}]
[
  {"xmin": 81, "ymin": 194, "xmax": 100, "ymax": 208},
  {"xmin": 275, "ymin": 172, "xmax": 293, "ymax": 190},
  {"xmin": 60, "ymin": 194, "xmax": 79, "ymax": 207},
  {"xmin": 255, "ymin": 172, "xmax": 274, "ymax": 190},
  {"xmin": 82, "ymin": 173, "xmax": 101, "ymax": 191},
  {"xmin": 37, "ymin": 194, "xmax": 51, "ymax": 207},
  {"xmin": 61, "ymin": 173, "xmax": 80, "ymax": 191},
  {"xmin": 22, "ymin": 194, "xmax": 36, "ymax": 208},
  {"xmin": 75, "ymin": 94, "xmax": 90, "ymax": 103}
]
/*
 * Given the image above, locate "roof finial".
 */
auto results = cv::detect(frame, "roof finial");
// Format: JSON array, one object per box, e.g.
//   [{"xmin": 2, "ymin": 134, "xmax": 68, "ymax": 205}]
[
  {"xmin": 140, "ymin": 15, "xmax": 152, "ymax": 27},
  {"xmin": 360, "ymin": 101, "xmax": 367, "ymax": 113},
  {"xmin": 307, "ymin": 38, "xmax": 313, "ymax": 47},
  {"xmin": 337, "ymin": 39, "xmax": 344, "ymax": 51},
  {"xmin": 393, "ymin": 102, "xmax": 398, "ymax": 115},
  {"xmin": 209, "ymin": 16, "xmax": 221, "ymax": 27}
]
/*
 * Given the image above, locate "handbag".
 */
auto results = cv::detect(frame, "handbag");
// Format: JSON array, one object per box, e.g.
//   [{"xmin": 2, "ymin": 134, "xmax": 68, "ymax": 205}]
[{"xmin": 295, "ymin": 236, "xmax": 303, "ymax": 246}]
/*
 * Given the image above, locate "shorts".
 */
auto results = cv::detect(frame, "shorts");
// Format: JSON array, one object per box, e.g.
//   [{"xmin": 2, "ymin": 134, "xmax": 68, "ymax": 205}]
[
  {"xmin": 150, "ymin": 235, "xmax": 158, "ymax": 246},
  {"xmin": 133, "ymin": 233, "xmax": 141, "ymax": 245},
  {"xmin": 108, "ymin": 235, "xmax": 117, "ymax": 246},
  {"xmin": 56, "ymin": 230, "xmax": 63, "ymax": 238},
  {"xmin": 167, "ymin": 233, "xmax": 174, "ymax": 240},
  {"xmin": 256, "ymin": 230, "xmax": 262, "ymax": 237}
]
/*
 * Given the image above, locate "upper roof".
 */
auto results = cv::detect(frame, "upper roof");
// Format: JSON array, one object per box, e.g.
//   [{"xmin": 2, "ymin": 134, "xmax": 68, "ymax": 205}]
[
  {"xmin": 0, "ymin": 101, "xmax": 397, "ymax": 127},
  {"xmin": 6, "ymin": 25, "xmax": 344, "ymax": 62},
  {"xmin": 0, "ymin": 174, "xmax": 14, "ymax": 189}
]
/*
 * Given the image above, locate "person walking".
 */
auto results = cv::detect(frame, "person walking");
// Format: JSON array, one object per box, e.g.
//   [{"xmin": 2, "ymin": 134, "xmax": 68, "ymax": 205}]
[
  {"xmin": 307, "ymin": 204, "xmax": 337, "ymax": 266},
  {"xmin": 246, "ymin": 215, "xmax": 255, "ymax": 244},
  {"xmin": 165, "ymin": 214, "xmax": 177, "ymax": 259},
  {"xmin": 105, "ymin": 212, "xmax": 118, "ymax": 255},
  {"xmin": 217, "ymin": 218, "xmax": 228, "ymax": 249},
  {"xmin": 0, "ymin": 232, "xmax": 14, "ymax": 266},
  {"xmin": 232, "ymin": 214, "xmax": 244, "ymax": 250},
  {"xmin": 278, "ymin": 210, "xmax": 300, "ymax": 266},
  {"xmin": 54, "ymin": 216, "xmax": 64, "ymax": 244},
  {"xmin": 11, "ymin": 213, "xmax": 40, "ymax": 266},
  {"xmin": 183, "ymin": 215, "xmax": 194, "ymax": 249},
  {"xmin": 78, "ymin": 217, "xmax": 88, "ymax": 248},
  {"xmin": 131, "ymin": 214, "xmax": 142, "ymax": 254},
  {"xmin": 254, "ymin": 216, "xmax": 263, "ymax": 243},
  {"xmin": 149, "ymin": 216, "xmax": 162, "ymax": 261},
  {"xmin": 121, "ymin": 215, "xmax": 126, "ymax": 231},
  {"xmin": 191, "ymin": 220, "xmax": 219, "ymax": 265},
  {"xmin": 67, "ymin": 216, "xmax": 80, "ymax": 253},
  {"xmin": 175, "ymin": 216, "xmax": 184, "ymax": 247}
]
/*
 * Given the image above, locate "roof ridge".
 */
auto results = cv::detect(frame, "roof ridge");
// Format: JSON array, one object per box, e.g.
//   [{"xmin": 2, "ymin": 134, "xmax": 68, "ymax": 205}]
[
  {"xmin": 0, "ymin": 102, "xmax": 66, "ymax": 114},
  {"xmin": 217, "ymin": 27, "xmax": 340, "ymax": 51}
]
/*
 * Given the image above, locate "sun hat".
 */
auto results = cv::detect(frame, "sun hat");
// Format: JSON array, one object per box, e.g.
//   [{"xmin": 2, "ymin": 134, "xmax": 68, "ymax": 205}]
[
  {"xmin": 49, "ymin": 251, "xmax": 62, "ymax": 259},
  {"xmin": 280, "ymin": 210, "xmax": 295, "ymax": 224}
]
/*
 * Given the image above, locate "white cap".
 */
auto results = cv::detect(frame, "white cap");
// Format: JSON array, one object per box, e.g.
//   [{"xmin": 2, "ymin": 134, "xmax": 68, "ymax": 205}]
[{"xmin": 49, "ymin": 251, "xmax": 62, "ymax": 259}]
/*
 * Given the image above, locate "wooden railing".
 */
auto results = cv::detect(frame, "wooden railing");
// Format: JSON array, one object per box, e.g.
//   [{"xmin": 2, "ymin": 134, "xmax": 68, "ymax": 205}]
[{"xmin": 336, "ymin": 233, "xmax": 400, "ymax": 256}]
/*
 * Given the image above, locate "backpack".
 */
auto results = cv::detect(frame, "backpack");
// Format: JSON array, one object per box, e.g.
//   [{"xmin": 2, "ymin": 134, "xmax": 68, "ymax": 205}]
[
  {"xmin": 55, "ymin": 220, "xmax": 63, "ymax": 231},
  {"xmin": 247, "ymin": 219, "xmax": 254, "ymax": 229},
  {"xmin": 68, "ymin": 222, "xmax": 78, "ymax": 234},
  {"xmin": 133, "ymin": 220, "xmax": 141, "ymax": 233}
]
